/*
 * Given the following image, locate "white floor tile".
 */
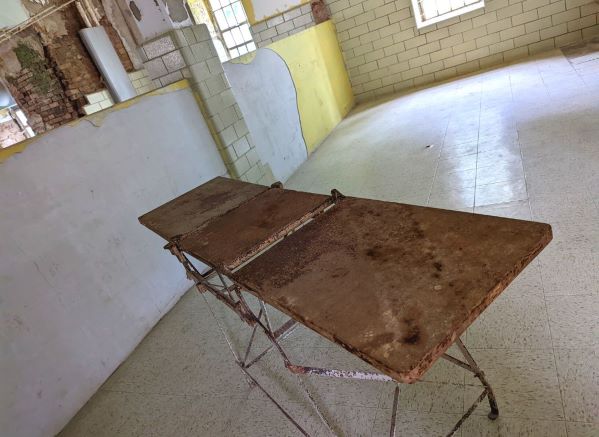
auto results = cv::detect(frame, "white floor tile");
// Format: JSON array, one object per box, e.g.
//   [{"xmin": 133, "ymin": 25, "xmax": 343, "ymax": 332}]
[{"xmin": 58, "ymin": 47, "xmax": 599, "ymax": 437}]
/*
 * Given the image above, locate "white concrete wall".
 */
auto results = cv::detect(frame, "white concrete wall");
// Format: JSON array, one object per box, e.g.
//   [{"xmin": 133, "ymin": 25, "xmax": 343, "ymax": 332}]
[
  {"xmin": 142, "ymin": 25, "xmax": 273, "ymax": 184},
  {"xmin": 0, "ymin": 85, "xmax": 226, "ymax": 437},
  {"xmin": 329, "ymin": 0, "xmax": 599, "ymax": 101},
  {"xmin": 224, "ymin": 49, "xmax": 308, "ymax": 182}
]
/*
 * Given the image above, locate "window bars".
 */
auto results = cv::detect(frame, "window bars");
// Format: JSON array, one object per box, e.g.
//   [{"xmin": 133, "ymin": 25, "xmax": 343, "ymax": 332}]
[{"xmin": 208, "ymin": 0, "xmax": 256, "ymax": 59}]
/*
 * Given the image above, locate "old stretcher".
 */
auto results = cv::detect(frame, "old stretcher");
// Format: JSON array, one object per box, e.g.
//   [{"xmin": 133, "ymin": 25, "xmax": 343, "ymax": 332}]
[{"xmin": 139, "ymin": 176, "xmax": 552, "ymax": 436}]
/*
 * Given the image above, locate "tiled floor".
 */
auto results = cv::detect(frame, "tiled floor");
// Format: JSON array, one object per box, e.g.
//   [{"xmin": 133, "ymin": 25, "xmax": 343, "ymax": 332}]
[{"xmin": 59, "ymin": 48, "xmax": 599, "ymax": 437}]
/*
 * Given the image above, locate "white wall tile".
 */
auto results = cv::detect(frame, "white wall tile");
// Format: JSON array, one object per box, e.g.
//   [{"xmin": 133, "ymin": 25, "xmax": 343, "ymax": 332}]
[{"xmin": 326, "ymin": 0, "xmax": 599, "ymax": 100}]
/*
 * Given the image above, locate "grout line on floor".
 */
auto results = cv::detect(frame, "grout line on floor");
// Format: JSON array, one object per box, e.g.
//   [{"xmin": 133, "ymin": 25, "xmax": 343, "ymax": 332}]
[
  {"xmin": 519, "ymin": 131, "xmax": 570, "ymax": 432},
  {"xmin": 426, "ymin": 118, "xmax": 451, "ymax": 206}
]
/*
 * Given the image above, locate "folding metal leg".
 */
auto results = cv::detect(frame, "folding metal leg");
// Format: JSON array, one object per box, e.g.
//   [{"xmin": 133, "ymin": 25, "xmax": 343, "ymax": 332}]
[
  {"xmin": 169, "ymin": 246, "xmax": 499, "ymax": 437},
  {"xmin": 199, "ymin": 291, "xmax": 312, "ymax": 436},
  {"xmin": 389, "ymin": 385, "xmax": 400, "ymax": 437},
  {"xmin": 442, "ymin": 338, "xmax": 499, "ymax": 436}
]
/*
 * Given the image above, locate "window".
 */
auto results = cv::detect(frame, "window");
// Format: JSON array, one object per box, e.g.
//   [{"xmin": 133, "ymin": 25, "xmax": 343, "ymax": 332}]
[
  {"xmin": 412, "ymin": 0, "xmax": 485, "ymax": 29},
  {"xmin": 208, "ymin": 0, "xmax": 255, "ymax": 59}
]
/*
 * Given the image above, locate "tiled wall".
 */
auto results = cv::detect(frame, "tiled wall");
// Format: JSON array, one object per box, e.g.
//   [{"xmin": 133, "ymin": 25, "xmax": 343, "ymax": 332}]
[
  {"xmin": 328, "ymin": 0, "xmax": 599, "ymax": 101},
  {"xmin": 250, "ymin": 4, "xmax": 316, "ymax": 47},
  {"xmin": 82, "ymin": 70, "xmax": 156, "ymax": 115},
  {"xmin": 140, "ymin": 26, "xmax": 271, "ymax": 184}
]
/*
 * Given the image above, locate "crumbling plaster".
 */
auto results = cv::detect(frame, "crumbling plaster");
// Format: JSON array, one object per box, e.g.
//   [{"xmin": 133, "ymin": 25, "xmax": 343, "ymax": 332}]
[
  {"xmin": 20, "ymin": 1, "xmax": 69, "ymax": 44},
  {"xmin": 0, "ymin": 31, "xmax": 44, "ymax": 77},
  {"xmin": 162, "ymin": 0, "xmax": 192, "ymax": 24},
  {"xmin": 0, "ymin": 0, "xmax": 139, "ymax": 133},
  {"xmin": 101, "ymin": 0, "xmax": 145, "ymax": 69}
]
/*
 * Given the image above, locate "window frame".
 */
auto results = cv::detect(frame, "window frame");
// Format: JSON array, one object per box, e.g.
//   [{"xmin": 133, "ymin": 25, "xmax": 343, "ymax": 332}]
[
  {"xmin": 411, "ymin": 0, "xmax": 485, "ymax": 29},
  {"xmin": 206, "ymin": 0, "xmax": 255, "ymax": 59}
]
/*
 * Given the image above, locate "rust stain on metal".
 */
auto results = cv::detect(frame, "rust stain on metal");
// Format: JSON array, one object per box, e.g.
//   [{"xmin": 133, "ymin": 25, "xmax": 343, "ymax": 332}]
[
  {"xmin": 139, "ymin": 178, "xmax": 552, "ymax": 385},
  {"xmin": 138, "ymin": 176, "xmax": 267, "ymax": 241},
  {"xmin": 177, "ymin": 187, "xmax": 329, "ymax": 271},
  {"xmin": 137, "ymin": 177, "xmax": 534, "ymax": 434},
  {"xmin": 232, "ymin": 197, "xmax": 552, "ymax": 383}
]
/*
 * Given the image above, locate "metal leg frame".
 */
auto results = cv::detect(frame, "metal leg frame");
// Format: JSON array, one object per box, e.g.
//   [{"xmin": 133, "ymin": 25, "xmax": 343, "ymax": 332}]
[{"xmin": 168, "ymin": 245, "xmax": 499, "ymax": 436}]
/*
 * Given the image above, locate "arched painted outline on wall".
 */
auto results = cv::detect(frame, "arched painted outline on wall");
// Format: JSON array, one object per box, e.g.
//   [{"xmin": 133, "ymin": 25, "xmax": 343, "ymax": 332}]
[{"xmin": 224, "ymin": 48, "xmax": 308, "ymax": 182}]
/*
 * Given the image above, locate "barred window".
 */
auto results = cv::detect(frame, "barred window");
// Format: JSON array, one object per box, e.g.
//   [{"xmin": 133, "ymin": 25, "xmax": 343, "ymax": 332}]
[
  {"xmin": 209, "ymin": 0, "xmax": 256, "ymax": 59},
  {"xmin": 411, "ymin": 0, "xmax": 485, "ymax": 28}
]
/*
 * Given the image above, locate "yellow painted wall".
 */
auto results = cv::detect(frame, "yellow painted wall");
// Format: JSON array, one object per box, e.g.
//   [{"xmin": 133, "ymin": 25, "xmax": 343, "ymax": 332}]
[
  {"xmin": 242, "ymin": 0, "xmax": 310, "ymax": 25},
  {"xmin": 267, "ymin": 21, "xmax": 354, "ymax": 153}
]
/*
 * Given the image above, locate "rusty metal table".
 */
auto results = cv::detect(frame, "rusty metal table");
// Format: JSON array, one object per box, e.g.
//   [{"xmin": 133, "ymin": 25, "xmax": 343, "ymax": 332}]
[{"xmin": 139, "ymin": 176, "xmax": 552, "ymax": 436}]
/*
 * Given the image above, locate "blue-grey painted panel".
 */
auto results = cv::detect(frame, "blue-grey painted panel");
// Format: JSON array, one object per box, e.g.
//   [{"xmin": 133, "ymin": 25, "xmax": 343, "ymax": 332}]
[{"xmin": 79, "ymin": 26, "xmax": 137, "ymax": 102}]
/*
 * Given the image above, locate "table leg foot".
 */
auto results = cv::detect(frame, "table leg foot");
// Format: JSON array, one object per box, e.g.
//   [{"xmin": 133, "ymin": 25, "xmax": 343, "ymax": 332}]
[{"xmin": 488, "ymin": 409, "xmax": 499, "ymax": 420}]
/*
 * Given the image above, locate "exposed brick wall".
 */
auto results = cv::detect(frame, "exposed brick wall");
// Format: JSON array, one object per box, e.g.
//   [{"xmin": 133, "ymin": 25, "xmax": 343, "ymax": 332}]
[
  {"xmin": 44, "ymin": 6, "xmax": 105, "ymax": 112},
  {"xmin": 328, "ymin": 0, "xmax": 599, "ymax": 101},
  {"xmin": 0, "ymin": 2, "xmax": 136, "ymax": 135},
  {"xmin": 6, "ymin": 66, "xmax": 78, "ymax": 133},
  {"xmin": 101, "ymin": 17, "xmax": 135, "ymax": 72}
]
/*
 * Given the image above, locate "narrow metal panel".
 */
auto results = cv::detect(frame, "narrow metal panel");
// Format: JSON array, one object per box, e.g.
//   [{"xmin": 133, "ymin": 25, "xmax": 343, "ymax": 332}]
[
  {"xmin": 79, "ymin": 26, "xmax": 137, "ymax": 102},
  {"xmin": 0, "ymin": 82, "xmax": 16, "ymax": 108}
]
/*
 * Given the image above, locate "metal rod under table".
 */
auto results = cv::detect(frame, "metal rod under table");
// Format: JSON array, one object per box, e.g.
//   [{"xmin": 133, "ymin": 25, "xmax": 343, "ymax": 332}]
[{"xmin": 167, "ymin": 243, "xmax": 500, "ymax": 437}]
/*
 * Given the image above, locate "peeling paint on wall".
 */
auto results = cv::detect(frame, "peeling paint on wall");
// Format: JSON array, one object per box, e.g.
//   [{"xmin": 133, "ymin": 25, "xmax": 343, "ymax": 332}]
[
  {"xmin": 163, "ymin": 0, "xmax": 190, "ymax": 23},
  {"xmin": 224, "ymin": 49, "xmax": 306, "ymax": 181},
  {"xmin": 0, "ymin": 32, "xmax": 43, "ymax": 76},
  {"xmin": 21, "ymin": 1, "xmax": 69, "ymax": 43},
  {"xmin": 129, "ymin": 0, "xmax": 142, "ymax": 20},
  {"xmin": 101, "ymin": 0, "xmax": 145, "ymax": 69},
  {"xmin": 0, "ymin": 0, "xmax": 137, "ymax": 134},
  {"xmin": 262, "ymin": 21, "xmax": 354, "ymax": 153}
]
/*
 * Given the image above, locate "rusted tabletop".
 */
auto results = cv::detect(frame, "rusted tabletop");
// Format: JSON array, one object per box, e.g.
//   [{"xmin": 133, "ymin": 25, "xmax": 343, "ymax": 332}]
[
  {"xmin": 178, "ymin": 188, "xmax": 328, "ymax": 270},
  {"xmin": 139, "ymin": 177, "xmax": 267, "ymax": 241},
  {"xmin": 232, "ymin": 197, "xmax": 552, "ymax": 383},
  {"xmin": 139, "ymin": 178, "xmax": 552, "ymax": 384}
]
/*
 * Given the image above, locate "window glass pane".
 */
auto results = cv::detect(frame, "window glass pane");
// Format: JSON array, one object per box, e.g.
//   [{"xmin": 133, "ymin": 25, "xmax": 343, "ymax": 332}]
[
  {"xmin": 214, "ymin": 9, "xmax": 228, "ymax": 29},
  {"xmin": 223, "ymin": 5, "xmax": 237, "ymax": 28},
  {"xmin": 214, "ymin": 39, "xmax": 228, "ymax": 62},
  {"xmin": 232, "ymin": 1, "xmax": 247, "ymax": 22},
  {"xmin": 240, "ymin": 23, "xmax": 252, "ymax": 42},
  {"xmin": 223, "ymin": 30, "xmax": 235, "ymax": 48},
  {"xmin": 450, "ymin": 0, "xmax": 465, "ymax": 8},
  {"xmin": 220, "ymin": 0, "xmax": 231, "ymax": 5},
  {"xmin": 209, "ymin": 0, "xmax": 220, "ymax": 9},
  {"xmin": 229, "ymin": 47, "xmax": 239, "ymax": 58},
  {"xmin": 423, "ymin": 0, "xmax": 439, "ymax": 19},
  {"xmin": 437, "ymin": 0, "xmax": 451, "ymax": 14},
  {"xmin": 418, "ymin": 0, "xmax": 483, "ymax": 21},
  {"xmin": 238, "ymin": 45, "xmax": 248, "ymax": 55},
  {"xmin": 247, "ymin": 42, "xmax": 256, "ymax": 52},
  {"xmin": 231, "ymin": 26, "xmax": 243, "ymax": 46}
]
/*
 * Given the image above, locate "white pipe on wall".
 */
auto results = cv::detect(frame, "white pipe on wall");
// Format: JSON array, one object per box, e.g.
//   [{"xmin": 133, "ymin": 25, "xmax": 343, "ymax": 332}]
[{"xmin": 79, "ymin": 26, "xmax": 137, "ymax": 102}]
